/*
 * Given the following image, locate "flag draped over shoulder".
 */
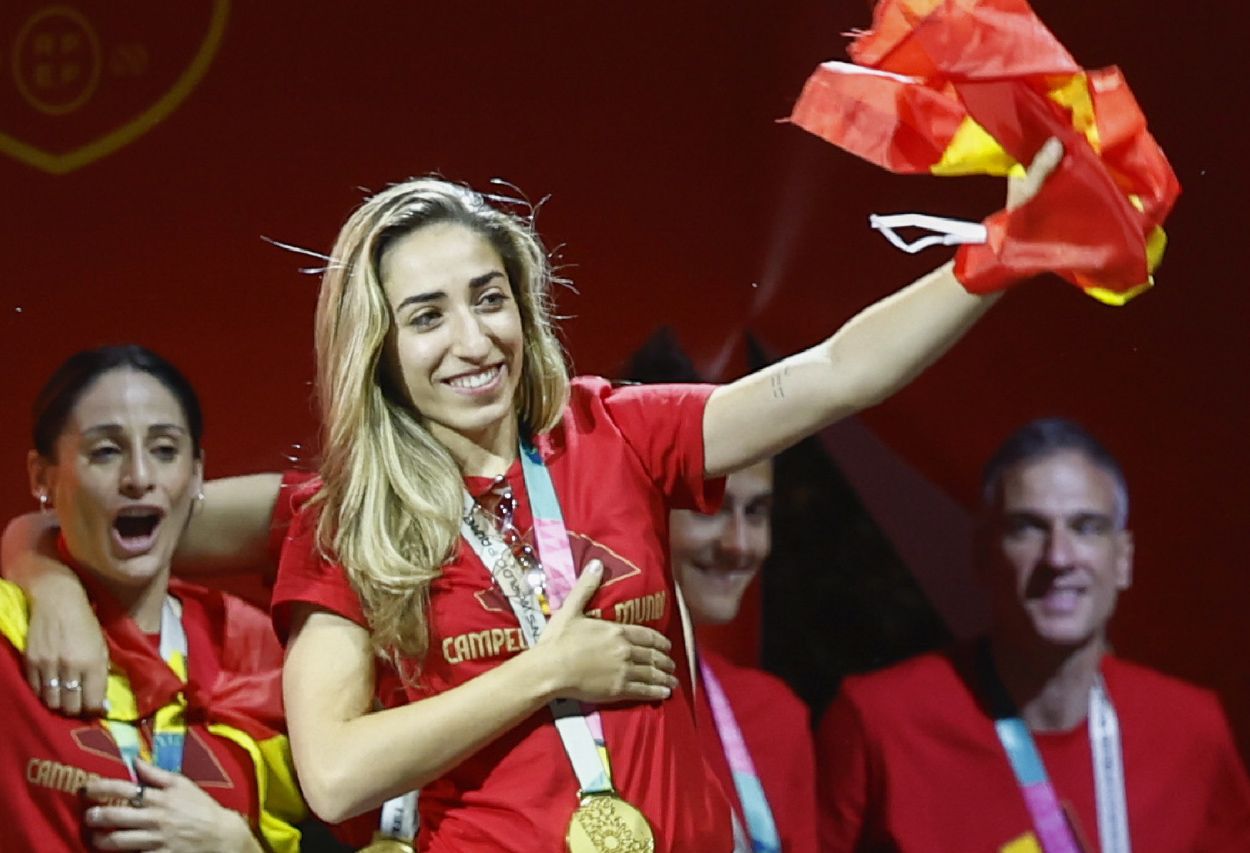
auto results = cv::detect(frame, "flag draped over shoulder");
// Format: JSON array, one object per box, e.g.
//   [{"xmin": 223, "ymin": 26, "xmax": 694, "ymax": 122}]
[{"xmin": 789, "ymin": 0, "xmax": 1179, "ymax": 304}]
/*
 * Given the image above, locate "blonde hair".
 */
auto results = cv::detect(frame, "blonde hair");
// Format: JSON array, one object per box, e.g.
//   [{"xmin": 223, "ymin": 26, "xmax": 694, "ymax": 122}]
[{"xmin": 313, "ymin": 177, "xmax": 569, "ymax": 662}]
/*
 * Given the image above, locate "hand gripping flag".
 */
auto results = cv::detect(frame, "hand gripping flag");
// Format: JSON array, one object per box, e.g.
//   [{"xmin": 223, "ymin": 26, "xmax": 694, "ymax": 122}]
[{"xmin": 789, "ymin": 0, "xmax": 1180, "ymax": 304}]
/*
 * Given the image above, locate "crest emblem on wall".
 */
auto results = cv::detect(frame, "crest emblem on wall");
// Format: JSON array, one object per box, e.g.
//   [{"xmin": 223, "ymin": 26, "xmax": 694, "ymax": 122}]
[{"xmin": 0, "ymin": 2, "xmax": 229, "ymax": 174}]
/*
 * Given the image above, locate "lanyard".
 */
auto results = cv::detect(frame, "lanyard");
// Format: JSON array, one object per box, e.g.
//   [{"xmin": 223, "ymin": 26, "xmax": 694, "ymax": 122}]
[
  {"xmin": 699, "ymin": 657, "xmax": 781, "ymax": 853},
  {"xmin": 978, "ymin": 644, "xmax": 1130, "ymax": 853},
  {"xmin": 457, "ymin": 438, "xmax": 613, "ymax": 797},
  {"xmin": 103, "ymin": 596, "xmax": 188, "ymax": 777}
]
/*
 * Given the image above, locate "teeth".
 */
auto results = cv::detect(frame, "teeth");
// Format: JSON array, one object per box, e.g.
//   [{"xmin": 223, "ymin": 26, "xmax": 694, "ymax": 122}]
[{"xmin": 448, "ymin": 367, "xmax": 499, "ymax": 389}]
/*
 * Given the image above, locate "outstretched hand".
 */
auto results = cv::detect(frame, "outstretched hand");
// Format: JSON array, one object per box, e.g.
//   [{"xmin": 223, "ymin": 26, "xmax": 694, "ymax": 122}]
[
  {"xmin": 83, "ymin": 760, "xmax": 261, "ymax": 852},
  {"xmin": 535, "ymin": 559, "xmax": 678, "ymax": 704},
  {"xmin": 1006, "ymin": 136, "xmax": 1065, "ymax": 211}
]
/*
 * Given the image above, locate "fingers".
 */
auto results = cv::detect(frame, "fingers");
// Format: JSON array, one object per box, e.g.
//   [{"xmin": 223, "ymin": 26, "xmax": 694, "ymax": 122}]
[
  {"xmin": 24, "ymin": 653, "xmax": 105, "ymax": 716},
  {"xmin": 628, "ymin": 643, "xmax": 676, "ymax": 674},
  {"xmin": 82, "ymin": 664, "xmax": 108, "ymax": 715},
  {"xmin": 1007, "ymin": 136, "xmax": 1065, "ymax": 211},
  {"xmin": 623, "ymin": 664, "xmax": 678, "ymax": 699},
  {"xmin": 91, "ymin": 828, "xmax": 162, "ymax": 850},
  {"xmin": 85, "ymin": 777, "xmax": 158, "ymax": 805},
  {"xmin": 133, "ymin": 758, "xmax": 182, "ymax": 790},
  {"xmin": 548, "ymin": 560, "xmax": 603, "ymax": 626},
  {"xmin": 85, "ymin": 803, "xmax": 159, "ymax": 831},
  {"xmin": 620, "ymin": 623, "xmax": 671, "ymax": 653}
]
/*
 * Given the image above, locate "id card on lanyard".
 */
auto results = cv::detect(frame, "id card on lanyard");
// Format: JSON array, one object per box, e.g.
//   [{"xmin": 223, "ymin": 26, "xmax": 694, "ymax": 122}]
[{"xmin": 977, "ymin": 643, "xmax": 1131, "ymax": 853}]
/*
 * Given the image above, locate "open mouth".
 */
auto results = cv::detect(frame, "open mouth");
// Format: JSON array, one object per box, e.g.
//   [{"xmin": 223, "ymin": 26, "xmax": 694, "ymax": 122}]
[{"xmin": 111, "ymin": 506, "xmax": 165, "ymax": 556}]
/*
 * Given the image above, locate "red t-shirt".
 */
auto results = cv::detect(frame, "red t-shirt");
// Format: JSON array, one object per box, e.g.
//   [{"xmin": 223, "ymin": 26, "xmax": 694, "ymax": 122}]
[
  {"xmin": 0, "ymin": 583, "xmax": 264, "ymax": 850},
  {"xmin": 695, "ymin": 647, "xmax": 819, "ymax": 853},
  {"xmin": 816, "ymin": 646, "xmax": 1250, "ymax": 852},
  {"xmin": 273, "ymin": 377, "xmax": 736, "ymax": 852}
]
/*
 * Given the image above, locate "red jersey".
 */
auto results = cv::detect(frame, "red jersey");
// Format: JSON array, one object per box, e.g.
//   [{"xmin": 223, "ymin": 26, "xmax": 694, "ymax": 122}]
[
  {"xmin": 0, "ymin": 580, "xmax": 296, "ymax": 850},
  {"xmin": 273, "ymin": 377, "xmax": 736, "ymax": 852},
  {"xmin": 695, "ymin": 647, "xmax": 819, "ymax": 853},
  {"xmin": 817, "ymin": 646, "xmax": 1250, "ymax": 852}
]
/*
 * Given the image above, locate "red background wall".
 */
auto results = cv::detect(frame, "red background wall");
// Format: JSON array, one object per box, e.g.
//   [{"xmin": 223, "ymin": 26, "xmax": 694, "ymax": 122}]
[{"xmin": 2, "ymin": 2, "xmax": 1245, "ymax": 758}]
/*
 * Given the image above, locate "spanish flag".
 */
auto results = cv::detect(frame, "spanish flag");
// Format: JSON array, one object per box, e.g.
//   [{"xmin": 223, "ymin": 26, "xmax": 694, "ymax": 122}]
[{"xmin": 790, "ymin": 0, "xmax": 1179, "ymax": 305}]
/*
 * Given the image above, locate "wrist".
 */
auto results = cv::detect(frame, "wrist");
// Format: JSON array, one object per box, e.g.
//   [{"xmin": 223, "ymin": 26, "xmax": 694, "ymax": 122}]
[
  {"xmin": 514, "ymin": 644, "xmax": 563, "ymax": 706},
  {"xmin": 25, "ymin": 565, "xmax": 88, "ymax": 605}
]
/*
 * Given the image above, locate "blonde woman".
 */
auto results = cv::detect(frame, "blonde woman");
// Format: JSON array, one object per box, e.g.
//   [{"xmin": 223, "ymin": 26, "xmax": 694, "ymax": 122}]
[{"xmin": 277, "ymin": 138, "xmax": 1061, "ymax": 851}]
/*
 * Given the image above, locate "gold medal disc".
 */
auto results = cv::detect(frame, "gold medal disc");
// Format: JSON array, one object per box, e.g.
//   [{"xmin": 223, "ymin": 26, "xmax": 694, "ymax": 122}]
[{"xmin": 566, "ymin": 792, "xmax": 655, "ymax": 853}]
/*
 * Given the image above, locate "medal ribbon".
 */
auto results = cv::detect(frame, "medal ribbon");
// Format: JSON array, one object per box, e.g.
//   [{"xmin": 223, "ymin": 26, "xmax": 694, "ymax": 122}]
[
  {"xmin": 699, "ymin": 658, "xmax": 781, "ymax": 853},
  {"xmin": 978, "ymin": 644, "xmax": 1130, "ymax": 853},
  {"xmin": 457, "ymin": 437, "xmax": 615, "ymax": 797},
  {"xmin": 103, "ymin": 596, "xmax": 189, "ymax": 777}
]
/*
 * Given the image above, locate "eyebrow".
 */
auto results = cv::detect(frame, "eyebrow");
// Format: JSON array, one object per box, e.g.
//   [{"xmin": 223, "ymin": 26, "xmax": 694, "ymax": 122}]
[
  {"xmin": 394, "ymin": 270, "xmax": 505, "ymax": 314},
  {"xmin": 81, "ymin": 423, "xmax": 188, "ymax": 438}
]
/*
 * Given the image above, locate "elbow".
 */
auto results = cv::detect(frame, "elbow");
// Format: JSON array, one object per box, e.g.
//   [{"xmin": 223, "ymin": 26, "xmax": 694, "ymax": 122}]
[{"xmin": 296, "ymin": 750, "xmax": 372, "ymax": 824}]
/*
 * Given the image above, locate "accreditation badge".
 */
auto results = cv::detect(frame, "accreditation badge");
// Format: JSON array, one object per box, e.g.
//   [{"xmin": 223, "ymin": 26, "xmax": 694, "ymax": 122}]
[
  {"xmin": 566, "ymin": 792, "xmax": 655, "ymax": 853},
  {"xmin": 357, "ymin": 834, "xmax": 414, "ymax": 853}
]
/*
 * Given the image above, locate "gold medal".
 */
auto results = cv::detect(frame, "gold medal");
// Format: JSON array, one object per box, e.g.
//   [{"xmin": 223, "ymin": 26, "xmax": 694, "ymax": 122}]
[
  {"xmin": 566, "ymin": 792, "xmax": 655, "ymax": 853},
  {"xmin": 357, "ymin": 833, "xmax": 414, "ymax": 853}
]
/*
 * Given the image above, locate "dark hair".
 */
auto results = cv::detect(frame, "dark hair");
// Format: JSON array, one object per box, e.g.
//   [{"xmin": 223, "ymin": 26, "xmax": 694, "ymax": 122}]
[
  {"xmin": 32, "ymin": 345, "xmax": 204, "ymax": 459},
  {"xmin": 980, "ymin": 417, "xmax": 1128, "ymax": 526},
  {"xmin": 621, "ymin": 327, "xmax": 704, "ymax": 384}
]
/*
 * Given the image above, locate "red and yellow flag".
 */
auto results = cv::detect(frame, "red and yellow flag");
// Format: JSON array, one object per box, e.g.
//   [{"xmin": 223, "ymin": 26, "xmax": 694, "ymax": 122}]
[{"xmin": 790, "ymin": 0, "xmax": 1179, "ymax": 304}]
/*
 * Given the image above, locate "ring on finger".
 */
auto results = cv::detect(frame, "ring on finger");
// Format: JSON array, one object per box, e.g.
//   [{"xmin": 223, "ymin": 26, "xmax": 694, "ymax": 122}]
[
  {"xmin": 129, "ymin": 784, "xmax": 146, "ymax": 809},
  {"xmin": 63, "ymin": 679, "xmax": 82, "ymax": 692},
  {"xmin": 45, "ymin": 676, "xmax": 61, "ymax": 690}
]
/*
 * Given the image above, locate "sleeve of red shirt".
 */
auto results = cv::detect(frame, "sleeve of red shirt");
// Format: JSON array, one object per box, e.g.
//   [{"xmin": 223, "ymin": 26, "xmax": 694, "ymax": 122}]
[
  {"xmin": 1194, "ymin": 696, "xmax": 1250, "ymax": 849},
  {"xmin": 264, "ymin": 469, "xmax": 318, "ymax": 568},
  {"xmin": 816, "ymin": 684, "xmax": 875, "ymax": 853},
  {"xmin": 269, "ymin": 476, "xmax": 369, "ymax": 645},
  {"xmin": 594, "ymin": 379, "xmax": 725, "ymax": 513}
]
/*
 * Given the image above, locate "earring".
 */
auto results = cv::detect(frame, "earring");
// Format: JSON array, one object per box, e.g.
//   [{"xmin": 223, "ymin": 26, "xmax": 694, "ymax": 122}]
[{"xmin": 37, "ymin": 492, "xmax": 50, "ymax": 514}]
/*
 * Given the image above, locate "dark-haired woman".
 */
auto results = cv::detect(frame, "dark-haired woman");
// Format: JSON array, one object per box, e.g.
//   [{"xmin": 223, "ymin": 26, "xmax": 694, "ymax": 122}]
[{"xmin": 0, "ymin": 345, "xmax": 304, "ymax": 851}]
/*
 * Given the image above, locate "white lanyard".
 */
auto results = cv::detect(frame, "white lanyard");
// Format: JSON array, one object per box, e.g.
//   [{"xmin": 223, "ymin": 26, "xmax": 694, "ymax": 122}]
[
  {"xmin": 1090, "ymin": 683, "xmax": 1130, "ymax": 853},
  {"xmin": 460, "ymin": 492, "xmax": 613, "ymax": 797}
]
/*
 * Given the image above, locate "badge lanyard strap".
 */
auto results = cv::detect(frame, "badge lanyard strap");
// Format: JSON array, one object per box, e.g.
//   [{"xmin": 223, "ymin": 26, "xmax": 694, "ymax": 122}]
[
  {"xmin": 458, "ymin": 439, "xmax": 613, "ymax": 797},
  {"xmin": 104, "ymin": 596, "xmax": 189, "ymax": 778},
  {"xmin": 979, "ymin": 645, "xmax": 1130, "ymax": 853},
  {"xmin": 698, "ymin": 657, "xmax": 781, "ymax": 853},
  {"xmin": 522, "ymin": 439, "xmax": 751, "ymax": 853}
]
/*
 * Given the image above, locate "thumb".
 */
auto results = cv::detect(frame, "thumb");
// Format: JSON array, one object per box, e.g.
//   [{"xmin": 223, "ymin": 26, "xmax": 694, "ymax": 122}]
[
  {"xmin": 133, "ymin": 758, "xmax": 179, "ymax": 788},
  {"xmin": 551, "ymin": 559, "xmax": 603, "ymax": 622},
  {"xmin": 1008, "ymin": 136, "xmax": 1065, "ymax": 211}
]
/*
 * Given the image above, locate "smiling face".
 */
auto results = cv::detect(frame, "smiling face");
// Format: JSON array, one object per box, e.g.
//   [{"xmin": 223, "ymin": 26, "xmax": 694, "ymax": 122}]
[
  {"xmin": 381, "ymin": 222, "xmax": 525, "ymax": 455},
  {"xmin": 669, "ymin": 460, "xmax": 774, "ymax": 626},
  {"xmin": 982, "ymin": 449, "xmax": 1133, "ymax": 649},
  {"xmin": 30, "ymin": 368, "xmax": 202, "ymax": 596}
]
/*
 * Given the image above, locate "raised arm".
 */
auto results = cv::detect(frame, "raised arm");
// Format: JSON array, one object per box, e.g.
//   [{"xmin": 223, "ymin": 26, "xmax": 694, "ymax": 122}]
[
  {"xmin": 284, "ymin": 563, "xmax": 678, "ymax": 823},
  {"xmin": 174, "ymin": 472, "xmax": 285, "ymax": 580},
  {"xmin": 703, "ymin": 138, "xmax": 1064, "ymax": 478}
]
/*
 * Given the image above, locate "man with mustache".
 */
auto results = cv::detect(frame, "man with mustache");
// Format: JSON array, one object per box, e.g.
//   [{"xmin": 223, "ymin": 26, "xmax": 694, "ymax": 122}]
[{"xmin": 817, "ymin": 418, "xmax": 1250, "ymax": 852}]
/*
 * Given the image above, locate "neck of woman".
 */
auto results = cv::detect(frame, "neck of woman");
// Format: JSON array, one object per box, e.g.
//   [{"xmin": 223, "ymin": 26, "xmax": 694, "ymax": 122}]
[
  {"xmin": 988, "ymin": 629, "xmax": 1106, "ymax": 733},
  {"xmin": 431, "ymin": 415, "xmax": 520, "ymax": 479},
  {"xmin": 98, "ymin": 570, "xmax": 171, "ymax": 634}
]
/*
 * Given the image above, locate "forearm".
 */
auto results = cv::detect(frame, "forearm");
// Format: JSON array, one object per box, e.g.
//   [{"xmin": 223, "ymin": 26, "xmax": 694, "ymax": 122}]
[
  {"xmin": 174, "ymin": 473, "xmax": 284, "ymax": 579},
  {"xmin": 291, "ymin": 643, "xmax": 560, "ymax": 822},
  {"xmin": 705, "ymin": 262, "xmax": 999, "ymax": 476},
  {"xmin": 1, "ymin": 513, "xmax": 79, "ymax": 598}
]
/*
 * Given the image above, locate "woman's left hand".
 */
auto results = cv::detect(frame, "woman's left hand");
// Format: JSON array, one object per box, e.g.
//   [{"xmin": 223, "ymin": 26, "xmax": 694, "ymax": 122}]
[{"xmin": 83, "ymin": 759, "xmax": 261, "ymax": 852}]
